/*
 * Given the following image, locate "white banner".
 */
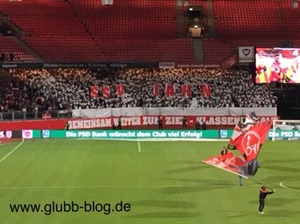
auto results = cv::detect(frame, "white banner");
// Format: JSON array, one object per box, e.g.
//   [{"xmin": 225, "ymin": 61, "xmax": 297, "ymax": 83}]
[
  {"xmin": 72, "ymin": 107, "xmax": 277, "ymax": 118},
  {"xmin": 238, "ymin": 47, "xmax": 254, "ymax": 63},
  {"xmin": 67, "ymin": 115, "xmax": 278, "ymax": 130}
]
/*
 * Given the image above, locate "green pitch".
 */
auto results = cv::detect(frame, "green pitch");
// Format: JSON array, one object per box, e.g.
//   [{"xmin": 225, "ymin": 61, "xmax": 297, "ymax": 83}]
[{"xmin": 0, "ymin": 139, "xmax": 300, "ymax": 224}]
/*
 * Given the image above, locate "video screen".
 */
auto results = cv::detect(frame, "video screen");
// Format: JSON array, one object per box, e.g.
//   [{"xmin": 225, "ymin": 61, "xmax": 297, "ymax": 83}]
[{"xmin": 255, "ymin": 47, "xmax": 300, "ymax": 84}]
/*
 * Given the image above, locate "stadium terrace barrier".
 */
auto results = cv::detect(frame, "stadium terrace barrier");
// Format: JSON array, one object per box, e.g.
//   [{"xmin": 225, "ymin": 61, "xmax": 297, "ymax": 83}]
[
  {"xmin": 71, "ymin": 108, "xmax": 277, "ymax": 118},
  {"xmin": 0, "ymin": 116, "xmax": 278, "ymax": 130},
  {"xmin": 0, "ymin": 62, "xmax": 222, "ymax": 69}
]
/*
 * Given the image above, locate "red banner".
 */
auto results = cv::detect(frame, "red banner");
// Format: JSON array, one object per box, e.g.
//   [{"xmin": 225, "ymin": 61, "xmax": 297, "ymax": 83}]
[
  {"xmin": 102, "ymin": 85, "xmax": 110, "ymax": 98},
  {"xmin": 90, "ymin": 86, "xmax": 99, "ymax": 99},
  {"xmin": 153, "ymin": 84, "xmax": 159, "ymax": 96},
  {"xmin": 116, "ymin": 84, "xmax": 124, "ymax": 96},
  {"xmin": 222, "ymin": 54, "xmax": 238, "ymax": 69},
  {"xmin": 181, "ymin": 84, "xmax": 191, "ymax": 97},
  {"xmin": 165, "ymin": 84, "xmax": 175, "ymax": 96},
  {"xmin": 201, "ymin": 84, "xmax": 211, "ymax": 97}
]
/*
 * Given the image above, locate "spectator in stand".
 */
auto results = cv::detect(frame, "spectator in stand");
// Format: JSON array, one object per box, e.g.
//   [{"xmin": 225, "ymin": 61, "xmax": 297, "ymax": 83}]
[
  {"xmin": 9, "ymin": 52, "xmax": 14, "ymax": 61},
  {"xmin": 0, "ymin": 68, "xmax": 277, "ymax": 113},
  {"xmin": 0, "ymin": 52, "xmax": 5, "ymax": 62}
]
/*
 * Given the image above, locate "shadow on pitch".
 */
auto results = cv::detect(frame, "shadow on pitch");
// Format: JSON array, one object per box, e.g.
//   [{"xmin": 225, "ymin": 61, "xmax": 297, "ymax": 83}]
[
  {"xmin": 265, "ymin": 209, "xmax": 299, "ymax": 217},
  {"xmin": 225, "ymin": 209, "xmax": 299, "ymax": 218},
  {"xmin": 131, "ymin": 199, "xmax": 196, "ymax": 209},
  {"xmin": 165, "ymin": 165, "xmax": 208, "ymax": 174},
  {"xmin": 248, "ymin": 198, "xmax": 298, "ymax": 207},
  {"xmin": 162, "ymin": 177, "xmax": 234, "ymax": 186},
  {"xmin": 253, "ymin": 175, "xmax": 298, "ymax": 185},
  {"xmin": 160, "ymin": 184, "xmax": 228, "ymax": 195},
  {"xmin": 262, "ymin": 158, "xmax": 300, "ymax": 165},
  {"xmin": 123, "ymin": 211, "xmax": 200, "ymax": 219},
  {"xmin": 171, "ymin": 160, "xmax": 202, "ymax": 165},
  {"xmin": 262, "ymin": 165, "xmax": 300, "ymax": 173},
  {"xmin": 225, "ymin": 211, "xmax": 252, "ymax": 218}
]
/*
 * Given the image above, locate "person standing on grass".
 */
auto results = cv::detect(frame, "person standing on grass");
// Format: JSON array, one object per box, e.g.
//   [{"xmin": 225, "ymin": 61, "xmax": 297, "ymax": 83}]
[
  {"xmin": 258, "ymin": 185, "xmax": 275, "ymax": 214},
  {"xmin": 220, "ymin": 146, "xmax": 243, "ymax": 186},
  {"xmin": 238, "ymin": 174, "xmax": 243, "ymax": 186}
]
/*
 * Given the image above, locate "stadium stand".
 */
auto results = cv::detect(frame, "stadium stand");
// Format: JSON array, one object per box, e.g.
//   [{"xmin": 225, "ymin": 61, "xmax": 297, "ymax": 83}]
[
  {"xmin": 65, "ymin": 0, "xmax": 195, "ymax": 62},
  {"xmin": 0, "ymin": 36, "xmax": 35, "ymax": 62},
  {"xmin": 213, "ymin": 0, "xmax": 282, "ymax": 39},
  {"xmin": 279, "ymin": 0, "xmax": 300, "ymax": 46},
  {"xmin": 0, "ymin": 0, "xmax": 105, "ymax": 62},
  {"xmin": 0, "ymin": 68, "xmax": 277, "ymax": 113},
  {"xmin": 1, "ymin": 0, "xmax": 299, "ymax": 64}
]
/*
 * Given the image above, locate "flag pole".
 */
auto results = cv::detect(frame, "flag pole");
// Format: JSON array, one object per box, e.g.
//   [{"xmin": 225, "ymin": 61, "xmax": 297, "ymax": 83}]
[{"xmin": 248, "ymin": 178, "xmax": 274, "ymax": 190}]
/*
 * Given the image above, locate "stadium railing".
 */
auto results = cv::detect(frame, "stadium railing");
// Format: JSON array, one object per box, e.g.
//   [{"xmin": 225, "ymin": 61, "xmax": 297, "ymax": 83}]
[{"xmin": 0, "ymin": 110, "xmax": 72, "ymax": 121}]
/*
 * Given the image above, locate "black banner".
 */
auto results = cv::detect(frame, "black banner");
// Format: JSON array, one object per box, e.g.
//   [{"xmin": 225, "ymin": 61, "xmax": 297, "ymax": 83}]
[{"xmin": 1, "ymin": 62, "xmax": 159, "ymax": 69}]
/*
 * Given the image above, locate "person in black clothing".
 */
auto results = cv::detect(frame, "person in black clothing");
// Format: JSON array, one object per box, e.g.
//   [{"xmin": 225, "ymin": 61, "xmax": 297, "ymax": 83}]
[
  {"xmin": 9, "ymin": 52, "xmax": 14, "ymax": 61},
  {"xmin": 158, "ymin": 116, "xmax": 163, "ymax": 129},
  {"xmin": 258, "ymin": 185, "xmax": 275, "ymax": 214},
  {"xmin": 182, "ymin": 116, "xmax": 187, "ymax": 129},
  {"xmin": 0, "ymin": 53, "xmax": 5, "ymax": 62},
  {"xmin": 118, "ymin": 117, "xmax": 122, "ymax": 130},
  {"xmin": 65, "ymin": 121, "xmax": 70, "ymax": 130},
  {"xmin": 220, "ymin": 146, "xmax": 228, "ymax": 155},
  {"xmin": 202, "ymin": 121, "xmax": 207, "ymax": 130},
  {"xmin": 195, "ymin": 120, "xmax": 200, "ymax": 130}
]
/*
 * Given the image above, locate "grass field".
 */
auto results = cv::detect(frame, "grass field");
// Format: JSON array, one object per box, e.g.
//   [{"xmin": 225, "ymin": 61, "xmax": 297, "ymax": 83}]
[{"xmin": 0, "ymin": 139, "xmax": 300, "ymax": 224}]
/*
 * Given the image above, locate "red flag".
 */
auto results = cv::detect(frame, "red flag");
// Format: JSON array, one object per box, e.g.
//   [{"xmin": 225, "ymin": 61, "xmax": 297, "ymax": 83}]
[
  {"xmin": 202, "ymin": 152, "xmax": 261, "ymax": 177},
  {"xmin": 233, "ymin": 121, "xmax": 272, "ymax": 161},
  {"xmin": 228, "ymin": 120, "xmax": 244, "ymax": 146},
  {"xmin": 201, "ymin": 84, "xmax": 211, "ymax": 97},
  {"xmin": 102, "ymin": 85, "xmax": 110, "ymax": 98},
  {"xmin": 165, "ymin": 84, "xmax": 175, "ymax": 96},
  {"xmin": 90, "ymin": 86, "xmax": 99, "ymax": 99},
  {"xmin": 181, "ymin": 84, "xmax": 191, "ymax": 97},
  {"xmin": 202, "ymin": 152, "xmax": 246, "ymax": 175},
  {"xmin": 116, "ymin": 84, "xmax": 124, "ymax": 96},
  {"xmin": 153, "ymin": 84, "xmax": 159, "ymax": 96}
]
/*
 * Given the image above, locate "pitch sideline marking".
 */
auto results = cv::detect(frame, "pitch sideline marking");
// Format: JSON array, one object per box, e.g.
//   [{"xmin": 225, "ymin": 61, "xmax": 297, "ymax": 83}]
[
  {"xmin": 0, "ymin": 139, "xmax": 25, "ymax": 163},
  {"xmin": 279, "ymin": 179, "xmax": 300, "ymax": 192},
  {"xmin": 0, "ymin": 184, "xmax": 221, "ymax": 189},
  {"xmin": 138, "ymin": 141, "xmax": 141, "ymax": 152}
]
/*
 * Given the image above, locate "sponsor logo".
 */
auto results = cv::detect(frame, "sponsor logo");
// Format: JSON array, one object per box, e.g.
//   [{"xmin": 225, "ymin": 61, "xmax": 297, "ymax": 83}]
[
  {"xmin": 238, "ymin": 46, "xmax": 254, "ymax": 62},
  {"xmin": 220, "ymin": 130, "xmax": 228, "ymax": 138},
  {"xmin": 242, "ymin": 48, "xmax": 251, "ymax": 56},
  {"xmin": 6, "ymin": 131, "xmax": 12, "ymax": 138},
  {"xmin": 42, "ymin": 130, "xmax": 50, "ymax": 138},
  {"xmin": 22, "ymin": 130, "xmax": 33, "ymax": 139},
  {"xmin": 159, "ymin": 62, "xmax": 175, "ymax": 69},
  {"xmin": 241, "ymin": 131, "xmax": 260, "ymax": 157},
  {"xmin": 0, "ymin": 131, "xmax": 12, "ymax": 139}
]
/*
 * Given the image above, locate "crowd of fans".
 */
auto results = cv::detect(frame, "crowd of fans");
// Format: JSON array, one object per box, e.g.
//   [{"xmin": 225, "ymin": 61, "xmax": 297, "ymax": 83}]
[{"xmin": 0, "ymin": 68, "xmax": 277, "ymax": 112}]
